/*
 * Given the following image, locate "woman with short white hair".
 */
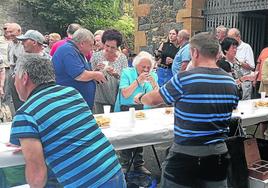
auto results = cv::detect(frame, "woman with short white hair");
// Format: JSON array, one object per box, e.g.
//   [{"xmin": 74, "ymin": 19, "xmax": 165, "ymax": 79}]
[{"xmin": 114, "ymin": 51, "xmax": 158, "ymax": 175}]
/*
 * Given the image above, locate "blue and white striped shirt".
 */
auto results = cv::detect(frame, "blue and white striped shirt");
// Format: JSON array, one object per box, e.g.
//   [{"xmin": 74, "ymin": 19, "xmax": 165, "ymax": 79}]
[
  {"xmin": 10, "ymin": 84, "xmax": 121, "ymax": 187},
  {"xmin": 160, "ymin": 67, "xmax": 239, "ymax": 145}
]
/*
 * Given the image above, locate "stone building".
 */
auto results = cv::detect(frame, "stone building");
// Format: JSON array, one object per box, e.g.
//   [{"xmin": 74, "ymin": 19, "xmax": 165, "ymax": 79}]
[
  {"xmin": 1, "ymin": 0, "xmax": 268, "ymax": 59},
  {"xmin": 0, "ymin": 0, "xmax": 46, "ymax": 35},
  {"xmin": 133, "ymin": 0, "xmax": 268, "ymax": 60},
  {"xmin": 133, "ymin": 0, "xmax": 205, "ymax": 54}
]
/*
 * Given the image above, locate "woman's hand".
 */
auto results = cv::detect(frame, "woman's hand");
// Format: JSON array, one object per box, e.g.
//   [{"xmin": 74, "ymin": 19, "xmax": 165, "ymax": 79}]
[
  {"xmin": 106, "ymin": 66, "xmax": 120, "ymax": 79},
  {"xmin": 137, "ymin": 72, "xmax": 149, "ymax": 84},
  {"xmin": 166, "ymin": 57, "xmax": 173, "ymax": 65},
  {"xmin": 134, "ymin": 93, "xmax": 143, "ymax": 104},
  {"xmin": 106, "ymin": 66, "xmax": 115, "ymax": 74},
  {"xmin": 147, "ymin": 75, "xmax": 158, "ymax": 89},
  {"xmin": 95, "ymin": 63, "xmax": 105, "ymax": 71}
]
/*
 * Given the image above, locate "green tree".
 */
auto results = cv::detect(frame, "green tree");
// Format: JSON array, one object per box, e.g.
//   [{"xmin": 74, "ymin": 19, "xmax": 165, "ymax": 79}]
[
  {"xmin": 23, "ymin": 0, "xmax": 116, "ymax": 32},
  {"xmin": 22, "ymin": 0, "xmax": 134, "ymax": 46}
]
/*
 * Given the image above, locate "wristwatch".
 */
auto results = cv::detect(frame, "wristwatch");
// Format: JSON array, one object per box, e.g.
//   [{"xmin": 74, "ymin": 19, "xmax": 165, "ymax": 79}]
[{"xmin": 138, "ymin": 94, "xmax": 145, "ymax": 103}]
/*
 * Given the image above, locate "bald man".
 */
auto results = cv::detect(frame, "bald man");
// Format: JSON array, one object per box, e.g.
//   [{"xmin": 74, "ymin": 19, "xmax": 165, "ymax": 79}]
[
  {"xmin": 6, "ymin": 23, "xmax": 25, "ymax": 111},
  {"xmin": 228, "ymin": 28, "xmax": 255, "ymax": 100},
  {"xmin": 172, "ymin": 29, "xmax": 191, "ymax": 75}
]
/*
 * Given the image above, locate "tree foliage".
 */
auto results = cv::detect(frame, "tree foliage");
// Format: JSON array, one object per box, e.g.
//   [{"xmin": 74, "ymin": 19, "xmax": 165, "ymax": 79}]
[{"xmin": 22, "ymin": 0, "xmax": 134, "ymax": 48}]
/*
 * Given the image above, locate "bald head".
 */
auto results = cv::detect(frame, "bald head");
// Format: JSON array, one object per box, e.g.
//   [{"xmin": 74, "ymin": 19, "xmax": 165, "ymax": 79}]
[
  {"xmin": 177, "ymin": 29, "xmax": 190, "ymax": 45},
  {"xmin": 227, "ymin": 28, "xmax": 241, "ymax": 43},
  {"xmin": 3, "ymin": 23, "xmax": 11, "ymax": 39},
  {"xmin": 178, "ymin": 29, "xmax": 190, "ymax": 40},
  {"xmin": 5, "ymin": 23, "xmax": 22, "ymax": 41},
  {"xmin": 9, "ymin": 23, "xmax": 22, "ymax": 32}
]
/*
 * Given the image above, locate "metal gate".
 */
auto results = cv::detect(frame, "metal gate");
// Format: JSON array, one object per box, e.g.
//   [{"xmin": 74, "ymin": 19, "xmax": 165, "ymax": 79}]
[
  {"xmin": 204, "ymin": 0, "xmax": 268, "ymax": 59},
  {"xmin": 238, "ymin": 13, "xmax": 266, "ymax": 59}
]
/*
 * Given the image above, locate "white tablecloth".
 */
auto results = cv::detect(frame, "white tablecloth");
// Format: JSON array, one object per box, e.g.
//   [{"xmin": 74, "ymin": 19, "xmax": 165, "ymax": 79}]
[
  {"xmin": 1, "ymin": 99, "xmax": 268, "ymax": 168},
  {"xmin": 232, "ymin": 99, "xmax": 268, "ymax": 127},
  {"xmin": 0, "ymin": 108, "xmax": 174, "ymax": 168}
]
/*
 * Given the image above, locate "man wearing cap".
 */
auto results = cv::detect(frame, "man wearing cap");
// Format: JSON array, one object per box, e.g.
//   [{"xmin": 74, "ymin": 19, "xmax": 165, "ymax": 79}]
[{"xmin": 17, "ymin": 30, "xmax": 50, "ymax": 59}]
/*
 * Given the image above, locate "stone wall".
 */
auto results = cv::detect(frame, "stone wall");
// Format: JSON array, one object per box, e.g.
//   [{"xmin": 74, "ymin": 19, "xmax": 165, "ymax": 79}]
[
  {"xmin": 134, "ymin": 0, "xmax": 185, "ymax": 53},
  {"xmin": 0, "ymin": 0, "xmax": 47, "ymax": 35},
  {"xmin": 133, "ymin": 0, "xmax": 205, "ymax": 53}
]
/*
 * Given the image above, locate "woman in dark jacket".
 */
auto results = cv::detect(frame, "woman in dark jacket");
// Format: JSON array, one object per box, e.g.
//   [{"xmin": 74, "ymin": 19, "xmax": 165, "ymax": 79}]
[{"xmin": 155, "ymin": 29, "xmax": 179, "ymax": 86}]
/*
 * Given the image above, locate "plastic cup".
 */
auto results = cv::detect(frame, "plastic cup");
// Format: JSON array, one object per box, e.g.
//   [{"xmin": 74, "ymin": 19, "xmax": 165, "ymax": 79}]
[
  {"xmin": 261, "ymin": 92, "xmax": 266, "ymax": 99},
  {"xmin": 103, "ymin": 105, "xmax": 111, "ymax": 115},
  {"xmin": 129, "ymin": 107, "xmax": 136, "ymax": 128},
  {"xmin": 102, "ymin": 61, "xmax": 109, "ymax": 66}
]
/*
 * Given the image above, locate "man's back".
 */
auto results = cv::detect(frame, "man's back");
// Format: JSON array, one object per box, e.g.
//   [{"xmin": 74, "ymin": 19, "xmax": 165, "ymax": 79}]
[
  {"xmin": 11, "ymin": 84, "xmax": 121, "ymax": 187},
  {"xmin": 160, "ymin": 67, "xmax": 239, "ymax": 145}
]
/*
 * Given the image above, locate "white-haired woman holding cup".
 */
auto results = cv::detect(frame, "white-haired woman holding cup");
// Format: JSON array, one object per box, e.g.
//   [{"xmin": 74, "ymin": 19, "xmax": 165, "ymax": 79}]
[
  {"xmin": 114, "ymin": 51, "xmax": 158, "ymax": 112},
  {"xmin": 114, "ymin": 51, "xmax": 158, "ymax": 174}
]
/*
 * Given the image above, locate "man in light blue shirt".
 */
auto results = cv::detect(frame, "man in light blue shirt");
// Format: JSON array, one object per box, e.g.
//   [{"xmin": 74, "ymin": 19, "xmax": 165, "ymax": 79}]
[{"xmin": 172, "ymin": 29, "xmax": 191, "ymax": 75}]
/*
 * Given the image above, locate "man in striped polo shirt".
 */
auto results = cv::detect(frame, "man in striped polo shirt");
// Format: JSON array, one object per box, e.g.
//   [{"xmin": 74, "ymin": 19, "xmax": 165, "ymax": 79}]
[
  {"xmin": 10, "ymin": 54, "xmax": 125, "ymax": 187},
  {"xmin": 135, "ymin": 32, "xmax": 239, "ymax": 188}
]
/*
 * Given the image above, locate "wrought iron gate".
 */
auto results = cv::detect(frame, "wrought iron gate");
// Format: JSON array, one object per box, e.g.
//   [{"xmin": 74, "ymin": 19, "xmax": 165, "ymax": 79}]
[{"xmin": 204, "ymin": 0, "xmax": 268, "ymax": 59}]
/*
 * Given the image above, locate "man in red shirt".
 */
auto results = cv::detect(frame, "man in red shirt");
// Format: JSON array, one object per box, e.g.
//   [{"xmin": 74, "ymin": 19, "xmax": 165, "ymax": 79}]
[{"xmin": 50, "ymin": 23, "xmax": 81, "ymax": 56}]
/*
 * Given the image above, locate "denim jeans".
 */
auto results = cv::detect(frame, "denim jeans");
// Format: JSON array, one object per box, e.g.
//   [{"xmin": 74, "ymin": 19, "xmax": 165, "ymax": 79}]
[
  {"xmin": 156, "ymin": 67, "xmax": 173, "ymax": 87},
  {"xmin": 100, "ymin": 170, "xmax": 127, "ymax": 188}
]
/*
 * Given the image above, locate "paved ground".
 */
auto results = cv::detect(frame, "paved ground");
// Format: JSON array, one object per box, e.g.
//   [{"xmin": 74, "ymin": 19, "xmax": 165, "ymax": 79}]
[{"xmin": 143, "ymin": 142, "xmax": 170, "ymax": 185}]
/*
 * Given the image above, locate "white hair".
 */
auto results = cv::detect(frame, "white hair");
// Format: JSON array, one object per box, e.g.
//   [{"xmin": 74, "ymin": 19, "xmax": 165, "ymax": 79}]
[
  {"xmin": 72, "ymin": 28, "xmax": 94, "ymax": 43},
  {"xmin": 132, "ymin": 51, "xmax": 155, "ymax": 72}
]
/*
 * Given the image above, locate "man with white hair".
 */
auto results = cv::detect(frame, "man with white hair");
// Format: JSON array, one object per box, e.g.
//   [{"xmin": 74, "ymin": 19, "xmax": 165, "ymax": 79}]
[
  {"xmin": 216, "ymin": 25, "xmax": 228, "ymax": 43},
  {"xmin": 52, "ymin": 28, "xmax": 106, "ymax": 109},
  {"xmin": 228, "ymin": 28, "xmax": 255, "ymax": 100}
]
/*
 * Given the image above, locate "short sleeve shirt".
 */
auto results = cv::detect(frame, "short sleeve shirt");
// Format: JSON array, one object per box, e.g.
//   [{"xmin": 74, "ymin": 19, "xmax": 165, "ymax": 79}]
[
  {"xmin": 52, "ymin": 40, "xmax": 96, "ymax": 108},
  {"xmin": 172, "ymin": 43, "xmax": 191, "ymax": 75},
  {"xmin": 114, "ymin": 67, "xmax": 158, "ymax": 112},
  {"xmin": 91, "ymin": 50, "xmax": 128, "ymax": 105}
]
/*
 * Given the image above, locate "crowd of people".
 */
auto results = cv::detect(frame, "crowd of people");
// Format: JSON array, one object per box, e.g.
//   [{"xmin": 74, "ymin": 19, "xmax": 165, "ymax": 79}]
[{"xmin": 0, "ymin": 22, "xmax": 267, "ymax": 187}]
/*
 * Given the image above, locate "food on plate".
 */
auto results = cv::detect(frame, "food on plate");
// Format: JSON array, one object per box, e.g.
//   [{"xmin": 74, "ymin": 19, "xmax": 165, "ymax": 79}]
[
  {"xmin": 254, "ymin": 100, "xmax": 268, "ymax": 107},
  {"xmin": 135, "ymin": 111, "xmax": 146, "ymax": 119},
  {"xmin": 165, "ymin": 107, "xmax": 173, "ymax": 114},
  {"xmin": 95, "ymin": 116, "xmax": 111, "ymax": 128}
]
